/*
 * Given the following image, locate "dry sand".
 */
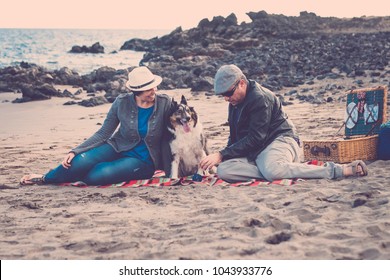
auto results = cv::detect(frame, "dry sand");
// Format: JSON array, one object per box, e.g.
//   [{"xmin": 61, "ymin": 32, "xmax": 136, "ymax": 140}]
[{"xmin": 0, "ymin": 77, "xmax": 390, "ymax": 260}]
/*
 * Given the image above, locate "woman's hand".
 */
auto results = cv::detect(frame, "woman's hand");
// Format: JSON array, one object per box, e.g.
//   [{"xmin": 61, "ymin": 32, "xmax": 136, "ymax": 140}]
[
  {"xmin": 200, "ymin": 152, "xmax": 222, "ymax": 171},
  {"xmin": 62, "ymin": 152, "xmax": 75, "ymax": 169}
]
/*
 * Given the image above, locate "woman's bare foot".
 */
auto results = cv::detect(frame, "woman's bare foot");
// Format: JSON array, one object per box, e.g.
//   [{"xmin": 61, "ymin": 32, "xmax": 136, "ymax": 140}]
[
  {"xmin": 342, "ymin": 160, "xmax": 368, "ymax": 177},
  {"xmin": 20, "ymin": 174, "xmax": 45, "ymax": 185}
]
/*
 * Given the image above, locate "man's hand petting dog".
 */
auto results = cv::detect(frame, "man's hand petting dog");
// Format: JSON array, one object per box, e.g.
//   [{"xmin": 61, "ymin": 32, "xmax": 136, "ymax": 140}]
[{"xmin": 200, "ymin": 152, "xmax": 222, "ymax": 171}]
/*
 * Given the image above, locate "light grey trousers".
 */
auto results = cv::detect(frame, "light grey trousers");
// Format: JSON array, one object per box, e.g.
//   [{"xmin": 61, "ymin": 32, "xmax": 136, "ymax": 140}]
[{"xmin": 217, "ymin": 135, "xmax": 344, "ymax": 182}]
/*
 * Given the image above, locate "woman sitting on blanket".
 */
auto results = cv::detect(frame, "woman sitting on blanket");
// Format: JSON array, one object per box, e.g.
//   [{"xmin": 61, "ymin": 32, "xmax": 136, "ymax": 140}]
[{"xmin": 21, "ymin": 66, "xmax": 173, "ymax": 186}]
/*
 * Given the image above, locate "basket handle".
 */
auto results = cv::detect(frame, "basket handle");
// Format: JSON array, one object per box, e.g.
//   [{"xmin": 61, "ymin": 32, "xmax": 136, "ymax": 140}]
[{"xmin": 310, "ymin": 146, "xmax": 331, "ymax": 156}]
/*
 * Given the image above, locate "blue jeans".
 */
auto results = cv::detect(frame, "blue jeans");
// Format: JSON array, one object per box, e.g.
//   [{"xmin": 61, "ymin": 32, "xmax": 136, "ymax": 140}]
[{"xmin": 44, "ymin": 143, "xmax": 155, "ymax": 185}]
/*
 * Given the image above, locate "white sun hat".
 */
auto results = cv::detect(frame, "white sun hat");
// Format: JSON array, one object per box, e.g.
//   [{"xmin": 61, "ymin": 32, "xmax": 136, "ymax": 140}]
[{"xmin": 126, "ymin": 66, "xmax": 162, "ymax": 91}]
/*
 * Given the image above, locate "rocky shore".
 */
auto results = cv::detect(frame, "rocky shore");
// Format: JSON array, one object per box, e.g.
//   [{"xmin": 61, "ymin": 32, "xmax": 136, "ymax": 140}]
[
  {"xmin": 121, "ymin": 11, "xmax": 390, "ymax": 93},
  {"xmin": 0, "ymin": 11, "xmax": 389, "ymax": 106}
]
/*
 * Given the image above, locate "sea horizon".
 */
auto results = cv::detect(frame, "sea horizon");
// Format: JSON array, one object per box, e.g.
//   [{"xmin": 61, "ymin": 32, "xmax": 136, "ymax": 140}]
[{"xmin": 0, "ymin": 28, "xmax": 171, "ymax": 75}]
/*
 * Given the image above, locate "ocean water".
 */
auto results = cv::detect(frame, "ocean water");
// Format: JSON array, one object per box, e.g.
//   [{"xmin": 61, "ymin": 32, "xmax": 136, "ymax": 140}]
[{"xmin": 0, "ymin": 29, "xmax": 169, "ymax": 75}]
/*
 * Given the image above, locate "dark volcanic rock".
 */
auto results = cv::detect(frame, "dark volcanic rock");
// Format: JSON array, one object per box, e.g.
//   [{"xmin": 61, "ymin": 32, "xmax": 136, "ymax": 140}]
[
  {"xmin": 1, "ymin": 11, "xmax": 390, "ymax": 106},
  {"xmin": 0, "ymin": 63, "xmax": 129, "ymax": 104},
  {"xmin": 69, "ymin": 42, "xmax": 104, "ymax": 53},
  {"xmin": 78, "ymin": 96, "xmax": 109, "ymax": 107},
  {"xmin": 54, "ymin": 67, "xmax": 83, "ymax": 86},
  {"xmin": 119, "ymin": 11, "xmax": 390, "ymax": 95}
]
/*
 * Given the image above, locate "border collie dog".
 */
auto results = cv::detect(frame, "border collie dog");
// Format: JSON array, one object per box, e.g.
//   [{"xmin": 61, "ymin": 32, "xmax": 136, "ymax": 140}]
[{"xmin": 168, "ymin": 95, "xmax": 211, "ymax": 178}]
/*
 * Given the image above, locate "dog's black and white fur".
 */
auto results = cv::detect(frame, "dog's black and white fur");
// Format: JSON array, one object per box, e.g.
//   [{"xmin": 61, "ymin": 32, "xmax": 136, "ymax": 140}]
[{"xmin": 168, "ymin": 95, "xmax": 212, "ymax": 178}]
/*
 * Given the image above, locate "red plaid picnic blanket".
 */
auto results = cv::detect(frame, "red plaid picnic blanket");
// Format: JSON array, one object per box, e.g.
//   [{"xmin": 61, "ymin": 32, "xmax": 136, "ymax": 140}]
[{"xmin": 58, "ymin": 160, "xmax": 325, "ymax": 188}]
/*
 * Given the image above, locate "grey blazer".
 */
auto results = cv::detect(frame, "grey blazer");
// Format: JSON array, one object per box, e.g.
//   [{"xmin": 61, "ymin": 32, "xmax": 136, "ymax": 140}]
[{"xmin": 71, "ymin": 92, "xmax": 173, "ymax": 172}]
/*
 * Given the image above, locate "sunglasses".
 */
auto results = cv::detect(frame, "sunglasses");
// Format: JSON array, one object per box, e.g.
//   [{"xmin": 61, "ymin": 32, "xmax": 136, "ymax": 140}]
[{"xmin": 221, "ymin": 80, "xmax": 240, "ymax": 97}]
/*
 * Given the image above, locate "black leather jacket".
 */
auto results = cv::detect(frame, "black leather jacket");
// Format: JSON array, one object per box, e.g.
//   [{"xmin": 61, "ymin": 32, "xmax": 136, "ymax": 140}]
[{"xmin": 220, "ymin": 80, "xmax": 297, "ymax": 161}]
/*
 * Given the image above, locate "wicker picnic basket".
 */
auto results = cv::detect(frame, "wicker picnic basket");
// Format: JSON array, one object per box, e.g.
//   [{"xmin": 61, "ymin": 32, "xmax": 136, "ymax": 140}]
[{"xmin": 303, "ymin": 86, "xmax": 388, "ymax": 163}]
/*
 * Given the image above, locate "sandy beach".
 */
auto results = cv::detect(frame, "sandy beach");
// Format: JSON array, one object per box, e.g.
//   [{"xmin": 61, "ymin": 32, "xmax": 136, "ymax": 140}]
[{"xmin": 0, "ymin": 75, "xmax": 389, "ymax": 260}]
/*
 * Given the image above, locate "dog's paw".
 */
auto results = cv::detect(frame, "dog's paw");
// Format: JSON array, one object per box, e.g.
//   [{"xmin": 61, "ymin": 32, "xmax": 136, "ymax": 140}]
[
  {"xmin": 209, "ymin": 166, "xmax": 217, "ymax": 174},
  {"xmin": 197, "ymin": 167, "xmax": 216, "ymax": 176}
]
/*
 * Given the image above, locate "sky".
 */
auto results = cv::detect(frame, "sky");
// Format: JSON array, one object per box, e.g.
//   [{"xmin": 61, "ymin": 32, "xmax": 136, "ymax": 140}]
[{"xmin": 1, "ymin": 0, "xmax": 389, "ymax": 30}]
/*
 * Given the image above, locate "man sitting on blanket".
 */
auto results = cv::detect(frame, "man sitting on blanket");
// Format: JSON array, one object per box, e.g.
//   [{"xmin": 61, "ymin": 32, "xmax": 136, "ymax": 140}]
[{"xmin": 200, "ymin": 64, "xmax": 368, "ymax": 182}]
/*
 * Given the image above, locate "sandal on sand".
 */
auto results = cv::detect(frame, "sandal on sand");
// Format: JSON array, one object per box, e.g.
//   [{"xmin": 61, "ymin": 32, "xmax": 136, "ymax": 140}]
[
  {"xmin": 20, "ymin": 174, "xmax": 45, "ymax": 186},
  {"xmin": 343, "ymin": 160, "xmax": 368, "ymax": 177}
]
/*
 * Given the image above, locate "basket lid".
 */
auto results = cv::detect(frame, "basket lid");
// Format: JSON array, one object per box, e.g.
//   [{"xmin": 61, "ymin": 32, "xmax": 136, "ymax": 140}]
[{"xmin": 344, "ymin": 86, "xmax": 388, "ymax": 137}]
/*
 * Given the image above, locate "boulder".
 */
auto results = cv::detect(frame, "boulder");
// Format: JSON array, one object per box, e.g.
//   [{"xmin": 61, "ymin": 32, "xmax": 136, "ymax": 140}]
[{"xmin": 69, "ymin": 42, "xmax": 104, "ymax": 53}]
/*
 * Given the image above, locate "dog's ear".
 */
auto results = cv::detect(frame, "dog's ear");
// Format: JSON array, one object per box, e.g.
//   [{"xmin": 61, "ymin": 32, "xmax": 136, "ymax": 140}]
[
  {"xmin": 172, "ymin": 98, "xmax": 179, "ymax": 108},
  {"xmin": 169, "ymin": 98, "xmax": 178, "ymax": 116},
  {"xmin": 190, "ymin": 106, "xmax": 198, "ymax": 127},
  {"xmin": 180, "ymin": 95, "xmax": 187, "ymax": 105}
]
